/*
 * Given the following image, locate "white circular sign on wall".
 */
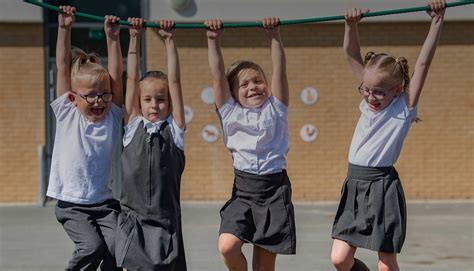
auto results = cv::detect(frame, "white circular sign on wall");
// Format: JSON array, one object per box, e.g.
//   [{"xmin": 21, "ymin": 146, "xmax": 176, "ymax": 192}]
[
  {"xmin": 184, "ymin": 105, "xmax": 193, "ymax": 124},
  {"xmin": 201, "ymin": 86, "xmax": 215, "ymax": 105},
  {"xmin": 300, "ymin": 124, "xmax": 318, "ymax": 142},
  {"xmin": 300, "ymin": 87, "xmax": 319, "ymax": 105},
  {"xmin": 202, "ymin": 124, "xmax": 220, "ymax": 143}
]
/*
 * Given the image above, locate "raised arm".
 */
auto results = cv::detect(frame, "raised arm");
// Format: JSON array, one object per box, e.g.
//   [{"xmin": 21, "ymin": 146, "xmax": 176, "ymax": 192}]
[
  {"xmin": 159, "ymin": 20, "xmax": 186, "ymax": 129},
  {"xmin": 104, "ymin": 15, "xmax": 123, "ymax": 107},
  {"xmin": 124, "ymin": 17, "xmax": 145, "ymax": 124},
  {"xmin": 262, "ymin": 17, "xmax": 289, "ymax": 106},
  {"xmin": 344, "ymin": 8, "xmax": 369, "ymax": 84},
  {"xmin": 205, "ymin": 19, "xmax": 231, "ymax": 109},
  {"xmin": 407, "ymin": 0, "xmax": 445, "ymax": 108},
  {"xmin": 56, "ymin": 6, "xmax": 75, "ymax": 97}
]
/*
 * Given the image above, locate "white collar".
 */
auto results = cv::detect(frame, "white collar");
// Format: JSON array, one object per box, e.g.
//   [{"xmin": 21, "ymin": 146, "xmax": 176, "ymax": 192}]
[{"xmin": 142, "ymin": 116, "xmax": 168, "ymax": 134}]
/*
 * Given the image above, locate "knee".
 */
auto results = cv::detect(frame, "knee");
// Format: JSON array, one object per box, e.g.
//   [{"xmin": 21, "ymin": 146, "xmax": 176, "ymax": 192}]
[
  {"xmin": 331, "ymin": 252, "xmax": 353, "ymax": 270},
  {"xmin": 218, "ymin": 238, "xmax": 241, "ymax": 259},
  {"xmin": 80, "ymin": 239, "xmax": 105, "ymax": 258}
]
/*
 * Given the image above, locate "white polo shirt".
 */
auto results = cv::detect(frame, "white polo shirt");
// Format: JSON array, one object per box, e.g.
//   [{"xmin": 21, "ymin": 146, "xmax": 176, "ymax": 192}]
[
  {"xmin": 123, "ymin": 115, "xmax": 185, "ymax": 150},
  {"xmin": 47, "ymin": 93, "xmax": 123, "ymax": 204},
  {"xmin": 218, "ymin": 96, "xmax": 289, "ymax": 175},
  {"xmin": 348, "ymin": 93, "xmax": 418, "ymax": 167}
]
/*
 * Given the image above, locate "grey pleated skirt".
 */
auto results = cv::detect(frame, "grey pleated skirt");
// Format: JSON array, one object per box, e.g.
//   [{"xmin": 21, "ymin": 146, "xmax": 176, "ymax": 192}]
[
  {"xmin": 331, "ymin": 163, "xmax": 407, "ymax": 253},
  {"xmin": 219, "ymin": 169, "xmax": 296, "ymax": 255}
]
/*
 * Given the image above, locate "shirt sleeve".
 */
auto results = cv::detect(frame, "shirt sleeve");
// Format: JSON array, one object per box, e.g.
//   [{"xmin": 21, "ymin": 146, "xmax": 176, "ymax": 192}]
[
  {"xmin": 400, "ymin": 93, "xmax": 418, "ymax": 122},
  {"xmin": 109, "ymin": 103, "xmax": 124, "ymax": 127},
  {"xmin": 123, "ymin": 116, "xmax": 141, "ymax": 147},
  {"xmin": 50, "ymin": 92, "xmax": 75, "ymax": 121},
  {"xmin": 168, "ymin": 115, "xmax": 186, "ymax": 151},
  {"xmin": 217, "ymin": 97, "xmax": 237, "ymax": 121},
  {"xmin": 270, "ymin": 95, "xmax": 288, "ymax": 117}
]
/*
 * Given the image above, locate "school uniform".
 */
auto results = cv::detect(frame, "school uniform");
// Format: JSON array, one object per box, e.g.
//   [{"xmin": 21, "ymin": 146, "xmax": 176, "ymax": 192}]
[
  {"xmin": 48, "ymin": 93, "xmax": 123, "ymax": 270},
  {"xmin": 116, "ymin": 115, "xmax": 186, "ymax": 270},
  {"xmin": 217, "ymin": 96, "xmax": 296, "ymax": 255},
  {"xmin": 332, "ymin": 93, "xmax": 417, "ymax": 253}
]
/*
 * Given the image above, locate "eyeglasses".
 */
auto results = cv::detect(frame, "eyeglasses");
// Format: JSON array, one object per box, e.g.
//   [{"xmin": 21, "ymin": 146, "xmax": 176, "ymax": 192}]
[
  {"xmin": 358, "ymin": 83, "xmax": 390, "ymax": 100},
  {"xmin": 72, "ymin": 91, "xmax": 113, "ymax": 105}
]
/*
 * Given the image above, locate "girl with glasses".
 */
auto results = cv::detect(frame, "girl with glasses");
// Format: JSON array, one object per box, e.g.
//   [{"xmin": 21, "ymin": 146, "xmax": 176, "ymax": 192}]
[
  {"xmin": 331, "ymin": 1, "xmax": 446, "ymax": 270},
  {"xmin": 47, "ymin": 6, "xmax": 124, "ymax": 270}
]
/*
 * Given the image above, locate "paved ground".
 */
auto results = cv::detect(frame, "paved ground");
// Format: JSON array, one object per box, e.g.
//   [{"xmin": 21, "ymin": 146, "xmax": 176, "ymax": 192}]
[{"xmin": 0, "ymin": 201, "xmax": 472, "ymax": 270}]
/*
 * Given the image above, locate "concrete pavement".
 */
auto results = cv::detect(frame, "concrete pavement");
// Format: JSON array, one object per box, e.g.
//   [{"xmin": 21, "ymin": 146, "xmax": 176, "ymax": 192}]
[{"xmin": 1, "ymin": 201, "xmax": 473, "ymax": 270}]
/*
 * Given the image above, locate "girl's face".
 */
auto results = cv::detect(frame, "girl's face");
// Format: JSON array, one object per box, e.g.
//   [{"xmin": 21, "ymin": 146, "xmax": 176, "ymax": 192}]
[
  {"xmin": 140, "ymin": 78, "xmax": 170, "ymax": 123},
  {"xmin": 232, "ymin": 68, "xmax": 268, "ymax": 109},
  {"xmin": 361, "ymin": 68, "xmax": 402, "ymax": 112},
  {"xmin": 70, "ymin": 76, "xmax": 112, "ymax": 123}
]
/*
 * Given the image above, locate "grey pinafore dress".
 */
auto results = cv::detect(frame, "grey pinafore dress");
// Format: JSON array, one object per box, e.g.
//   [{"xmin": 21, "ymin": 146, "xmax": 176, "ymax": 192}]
[{"xmin": 116, "ymin": 120, "xmax": 186, "ymax": 270}]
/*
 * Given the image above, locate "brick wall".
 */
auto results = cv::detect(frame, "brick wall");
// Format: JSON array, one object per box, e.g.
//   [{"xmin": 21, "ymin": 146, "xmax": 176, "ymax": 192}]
[
  {"xmin": 146, "ymin": 22, "xmax": 474, "ymax": 201},
  {"xmin": 0, "ymin": 23, "xmax": 45, "ymax": 202},
  {"xmin": 0, "ymin": 21, "xmax": 472, "ymax": 202}
]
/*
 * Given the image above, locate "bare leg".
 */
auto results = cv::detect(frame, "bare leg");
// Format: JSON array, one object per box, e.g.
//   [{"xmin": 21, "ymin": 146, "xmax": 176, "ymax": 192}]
[
  {"xmin": 378, "ymin": 252, "xmax": 399, "ymax": 271},
  {"xmin": 252, "ymin": 246, "xmax": 276, "ymax": 271},
  {"xmin": 219, "ymin": 233, "xmax": 247, "ymax": 271},
  {"xmin": 331, "ymin": 239, "xmax": 357, "ymax": 271}
]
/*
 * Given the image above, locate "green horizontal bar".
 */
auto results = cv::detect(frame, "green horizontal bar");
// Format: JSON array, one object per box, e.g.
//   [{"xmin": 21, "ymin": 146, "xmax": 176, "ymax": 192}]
[{"xmin": 24, "ymin": 0, "xmax": 474, "ymax": 29}]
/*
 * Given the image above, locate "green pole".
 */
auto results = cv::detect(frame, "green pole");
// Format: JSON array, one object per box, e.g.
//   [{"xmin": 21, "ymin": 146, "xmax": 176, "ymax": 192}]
[{"xmin": 24, "ymin": 0, "xmax": 474, "ymax": 29}]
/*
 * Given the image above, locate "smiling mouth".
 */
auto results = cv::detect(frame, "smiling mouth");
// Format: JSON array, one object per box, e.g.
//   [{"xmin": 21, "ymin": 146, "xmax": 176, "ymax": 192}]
[
  {"xmin": 248, "ymin": 92, "xmax": 264, "ymax": 98},
  {"xmin": 91, "ymin": 107, "xmax": 105, "ymax": 115},
  {"xmin": 368, "ymin": 102, "xmax": 381, "ymax": 110}
]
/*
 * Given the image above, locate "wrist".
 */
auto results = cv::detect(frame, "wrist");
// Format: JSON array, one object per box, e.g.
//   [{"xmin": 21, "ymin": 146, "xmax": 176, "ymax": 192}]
[
  {"xmin": 207, "ymin": 36, "xmax": 220, "ymax": 42},
  {"xmin": 58, "ymin": 25, "xmax": 72, "ymax": 31}
]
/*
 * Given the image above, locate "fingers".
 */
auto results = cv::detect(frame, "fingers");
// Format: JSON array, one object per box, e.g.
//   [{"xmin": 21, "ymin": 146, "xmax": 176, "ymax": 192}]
[
  {"xmin": 128, "ymin": 17, "xmax": 146, "ymax": 29},
  {"xmin": 344, "ymin": 8, "xmax": 368, "ymax": 23},
  {"xmin": 59, "ymin": 5, "xmax": 75, "ymax": 16},
  {"xmin": 428, "ymin": 0, "xmax": 446, "ymax": 12},
  {"xmin": 427, "ymin": 0, "xmax": 446, "ymax": 17},
  {"xmin": 105, "ymin": 15, "xmax": 120, "ymax": 25},
  {"xmin": 159, "ymin": 19, "xmax": 175, "ymax": 30},
  {"xmin": 204, "ymin": 19, "xmax": 224, "ymax": 30},
  {"xmin": 261, "ymin": 17, "xmax": 280, "ymax": 29}
]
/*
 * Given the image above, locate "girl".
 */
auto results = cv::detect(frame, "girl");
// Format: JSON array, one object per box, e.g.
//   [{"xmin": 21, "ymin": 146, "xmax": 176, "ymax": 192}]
[
  {"xmin": 331, "ymin": 1, "xmax": 446, "ymax": 270},
  {"xmin": 114, "ymin": 18, "xmax": 187, "ymax": 270},
  {"xmin": 205, "ymin": 18, "xmax": 296, "ymax": 271},
  {"xmin": 47, "ymin": 6, "xmax": 123, "ymax": 270}
]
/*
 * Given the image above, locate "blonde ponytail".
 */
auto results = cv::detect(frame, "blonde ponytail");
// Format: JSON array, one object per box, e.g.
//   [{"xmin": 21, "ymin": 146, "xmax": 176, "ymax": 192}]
[
  {"xmin": 364, "ymin": 51, "xmax": 377, "ymax": 65},
  {"xmin": 70, "ymin": 47, "xmax": 109, "ymax": 89}
]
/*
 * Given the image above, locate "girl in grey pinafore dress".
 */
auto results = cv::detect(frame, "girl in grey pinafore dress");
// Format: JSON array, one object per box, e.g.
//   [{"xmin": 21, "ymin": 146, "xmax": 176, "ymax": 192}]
[
  {"xmin": 115, "ymin": 18, "xmax": 187, "ymax": 271},
  {"xmin": 116, "ymin": 120, "xmax": 186, "ymax": 270}
]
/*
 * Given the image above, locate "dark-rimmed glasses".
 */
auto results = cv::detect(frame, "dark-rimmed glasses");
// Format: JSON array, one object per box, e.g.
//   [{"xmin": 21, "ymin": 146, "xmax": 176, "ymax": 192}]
[{"xmin": 72, "ymin": 91, "xmax": 113, "ymax": 105}]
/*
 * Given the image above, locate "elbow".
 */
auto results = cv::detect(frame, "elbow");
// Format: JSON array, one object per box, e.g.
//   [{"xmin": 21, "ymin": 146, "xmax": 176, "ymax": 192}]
[
  {"xmin": 417, "ymin": 61, "xmax": 428, "ymax": 70},
  {"xmin": 168, "ymin": 78, "xmax": 181, "ymax": 86},
  {"xmin": 416, "ymin": 58, "xmax": 433, "ymax": 71}
]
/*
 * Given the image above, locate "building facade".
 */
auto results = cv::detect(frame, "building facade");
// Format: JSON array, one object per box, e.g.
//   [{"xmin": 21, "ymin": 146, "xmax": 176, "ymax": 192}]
[{"xmin": 0, "ymin": 0, "xmax": 473, "ymax": 203}]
